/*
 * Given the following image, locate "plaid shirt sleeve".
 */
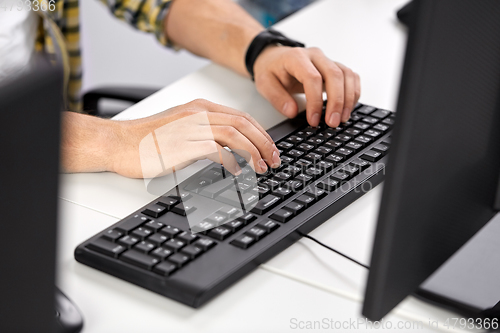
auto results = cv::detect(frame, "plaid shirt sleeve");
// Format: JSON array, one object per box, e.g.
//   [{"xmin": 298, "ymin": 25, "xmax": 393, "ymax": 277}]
[{"xmin": 100, "ymin": 0, "xmax": 174, "ymax": 47}]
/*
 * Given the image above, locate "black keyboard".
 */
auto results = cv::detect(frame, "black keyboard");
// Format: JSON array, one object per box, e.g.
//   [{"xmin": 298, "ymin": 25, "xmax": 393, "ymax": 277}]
[{"xmin": 74, "ymin": 102, "xmax": 394, "ymax": 307}]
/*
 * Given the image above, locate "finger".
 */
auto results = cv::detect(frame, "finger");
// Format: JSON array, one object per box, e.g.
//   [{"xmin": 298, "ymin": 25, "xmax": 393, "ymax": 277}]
[
  {"xmin": 354, "ymin": 72, "xmax": 361, "ymax": 106},
  {"xmin": 195, "ymin": 99, "xmax": 276, "ymax": 151},
  {"xmin": 310, "ymin": 52, "xmax": 344, "ymax": 127},
  {"xmin": 336, "ymin": 63, "xmax": 357, "ymax": 123},
  {"xmin": 210, "ymin": 125, "xmax": 269, "ymax": 174},
  {"xmin": 284, "ymin": 50, "xmax": 324, "ymax": 127},
  {"xmin": 256, "ymin": 73, "xmax": 298, "ymax": 118},
  {"xmin": 206, "ymin": 112, "xmax": 281, "ymax": 169}
]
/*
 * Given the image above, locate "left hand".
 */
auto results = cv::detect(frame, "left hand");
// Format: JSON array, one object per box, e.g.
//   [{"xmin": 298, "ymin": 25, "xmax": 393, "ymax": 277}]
[{"xmin": 253, "ymin": 46, "xmax": 361, "ymax": 128}]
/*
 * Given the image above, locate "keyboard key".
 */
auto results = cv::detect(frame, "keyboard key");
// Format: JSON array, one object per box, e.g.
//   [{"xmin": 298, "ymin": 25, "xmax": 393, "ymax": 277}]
[
  {"xmin": 382, "ymin": 117, "xmax": 395, "ymax": 126},
  {"xmin": 277, "ymin": 141, "xmax": 294, "ymax": 151},
  {"xmin": 295, "ymin": 159, "xmax": 313, "ymax": 170},
  {"xmin": 168, "ymin": 253, "xmax": 191, "ymax": 268},
  {"xmin": 116, "ymin": 216, "xmax": 147, "ymax": 234},
  {"xmin": 151, "ymin": 247, "xmax": 172, "ymax": 260},
  {"xmin": 283, "ymin": 201, "xmax": 305, "ymax": 215},
  {"xmin": 345, "ymin": 141, "xmax": 363, "ymax": 152},
  {"xmin": 160, "ymin": 225, "xmax": 181, "ymax": 238},
  {"xmin": 180, "ymin": 245, "xmax": 203, "ymax": 259},
  {"xmin": 295, "ymin": 194, "xmax": 315, "ymax": 208},
  {"xmin": 307, "ymin": 137, "xmax": 325, "ymax": 147},
  {"xmin": 102, "ymin": 229, "xmax": 123, "ymax": 242},
  {"xmin": 201, "ymin": 168, "xmax": 224, "ymax": 182},
  {"xmin": 208, "ymin": 226, "xmax": 232, "ymax": 240},
  {"xmin": 297, "ymin": 143, "xmax": 315, "ymax": 152},
  {"xmin": 354, "ymin": 135, "xmax": 372, "ymax": 145},
  {"xmin": 336, "ymin": 147, "xmax": 354, "ymax": 158},
  {"xmin": 251, "ymin": 194, "xmax": 281, "ymax": 215},
  {"xmin": 304, "ymin": 152, "xmax": 322, "ymax": 163},
  {"xmin": 370, "ymin": 109, "xmax": 391, "ymax": 119},
  {"xmin": 163, "ymin": 239, "xmax": 186, "ymax": 252},
  {"xmin": 198, "ymin": 178, "xmax": 234, "ymax": 198},
  {"xmin": 360, "ymin": 150, "xmax": 383, "ymax": 162},
  {"xmin": 184, "ymin": 178, "xmax": 212, "ymax": 193},
  {"xmin": 315, "ymin": 146, "xmax": 332, "ymax": 157},
  {"xmin": 305, "ymin": 167, "xmax": 324, "ymax": 179},
  {"xmin": 156, "ymin": 197, "xmax": 179, "ymax": 209},
  {"xmin": 287, "ymin": 135, "xmax": 303, "ymax": 144},
  {"xmin": 120, "ymin": 250, "xmax": 159, "ymax": 270},
  {"xmin": 354, "ymin": 122, "xmax": 371, "ymax": 130},
  {"xmin": 145, "ymin": 220, "xmax": 165, "ymax": 232},
  {"xmin": 131, "ymin": 227, "xmax": 153, "ymax": 240},
  {"xmin": 350, "ymin": 158, "xmax": 371, "ymax": 171},
  {"xmin": 244, "ymin": 227, "xmax": 268, "ymax": 241},
  {"xmin": 373, "ymin": 123, "xmax": 390, "ymax": 133},
  {"xmin": 325, "ymin": 140, "xmax": 343, "ymax": 149},
  {"xmin": 305, "ymin": 187, "xmax": 327, "ymax": 200},
  {"xmin": 282, "ymin": 165, "xmax": 301, "ymax": 177},
  {"xmin": 261, "ymin": 178, "xmax": 281, "ymax": 191},
  {"xmin": 286, "ymin": 180, "xmax": 303, "ymax": 192},
  {"xmin": 134, "ymin": 241, "xmax": 156, "ymax": 254},
  {"xmin": 171, "ymin": 203, "xmax": 196, "ymax": 216},
  {"xmin": 217, "ymin": 190, "xmax": 259, "ymax": 209},
  {"xmin": 148, "ymin": 233, "xmax": 168, "ymax": 246},
  {"xmin": 257, "ymin": 220, "xmax": 280, "ymax": 233},
  {"xmin": 270, "ymin": 209, "xmax": 294, "ymax": 223},
  {"xmin": 317, "ymin": 178, "xmax": 340, "ymax": 191},
  {"xmin": 372, "ymin": 143, "xmax": 389, "ymax": 154},
  {"xmin": 344, "ymin": 128, "xmax": 361, "ymax": 136},
  {"xmin": 356, "ymin": 105, "xmax": 376, "ymax": 115},
  {"xmin": 194, "ymin": 238, "xmax": 217, "ymax": 251},
  {"xmin": 317, "ymin": 160, "xmax": 334, "ymax": 172},
  {"xmin": 142, "ymin": 204, "xmax": 168, "ymax": 218},
  {"xmin": 205, "ymin": 212, "xmax": 227, "ymax": 225},
  {"xmin": 335, "ymin": 134, "xmax": 351, "ymax": 142},
  {"xmin": 325, "ymin": 154, "xmax": 344, "ymax": 165},
  {"xmin": 253, "ymin": 184, "xmax": 270, "ymax": 198},
  {"xmin": 176, "ymin": 231, "xmax": 199, "ymax": 244},
  {"xmin": 330, "ymin": 171, "xmax": 350, "ymax": 182},
  {"xmin": 86, "ymin": 238, "xmax": 126, "ymax": 258},
  {"xmin": 230, "ymin": 235, "xmax": 255, "ymax": 249},
  {"xmin": 295, "ymin": 173, "xmax": 313, "ymax": 184},
  {"xmin": 341, "ymin": 164, "xmax": 360, "ymax": 176},
  {"xmin": 272, "ymin": 187, "xmax": 292, "ymax": 199},
  {"xmin": 280, "ymin": 155, "xmax": 294, "ymax": 164},
  {"xmin": 274, "ymin": 171, "xmax": 292, "ymax": 182},
  {"xmin": 362, "ymin": 116, "xmax": 378, "ymax": 124},
  {"xmin": 364, "ymin": 129, "xmax": 382, "ymax": 138},
  {"xmin": 237, "ymin": 213, "xmax": 257, "ymax": 224},
  {"xmin": 153, "ymin": 261, "xmax": 177, "ymax": 276},
  {"xmin": 224, "ymin": 220, "xmax": 245, "ymax": 232},
  {"xmin": 117, "ymin": 235, "xmax": 140, "ymax": 248},
  {"xmin": 288, "ymin": 149, "xmax": 305, "ymax": 159}
]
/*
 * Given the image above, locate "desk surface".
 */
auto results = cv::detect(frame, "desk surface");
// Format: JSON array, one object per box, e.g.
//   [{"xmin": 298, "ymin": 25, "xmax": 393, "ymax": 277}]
[{"xmin": 58, "ymin": 1, "xmax": 473, "ymax": 332}]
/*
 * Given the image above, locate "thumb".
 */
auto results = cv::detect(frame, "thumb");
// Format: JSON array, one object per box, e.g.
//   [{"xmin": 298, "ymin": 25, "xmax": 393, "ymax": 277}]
[{"xmin": 256, "ymin": 74, "xmax": 298, "ymax": 118}]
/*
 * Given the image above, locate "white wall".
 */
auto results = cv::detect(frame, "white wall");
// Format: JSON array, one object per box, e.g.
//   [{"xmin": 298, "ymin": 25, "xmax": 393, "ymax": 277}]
[{"xmin": 80, "ymin": 0, "xmax": 210, "ymax": 94}]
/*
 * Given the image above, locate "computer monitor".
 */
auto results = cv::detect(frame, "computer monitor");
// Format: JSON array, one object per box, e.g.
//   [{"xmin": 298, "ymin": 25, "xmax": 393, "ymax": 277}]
[
  {"xmin": 362, "ymin": 0, "xmax": 500, "ymax": 321},
  {"xmin": 0, "ymin": 62, "xmax": 63, "ymax": 331}
]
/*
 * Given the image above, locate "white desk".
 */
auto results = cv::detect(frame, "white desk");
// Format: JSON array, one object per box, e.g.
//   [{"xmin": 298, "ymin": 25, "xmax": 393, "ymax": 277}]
[{"xmin": 58, "ymin": 1, "xmax": 474, "ymax": 332}]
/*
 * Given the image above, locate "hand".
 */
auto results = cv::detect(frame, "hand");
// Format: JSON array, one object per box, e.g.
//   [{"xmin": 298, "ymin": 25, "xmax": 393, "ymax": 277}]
[
  {"xmin": 110, "ymin": 99, "xmax": 280, "ymax": 178},
  {"xmin": 253, "ymin": 46, "xmax": 361, "ymax": 128}
]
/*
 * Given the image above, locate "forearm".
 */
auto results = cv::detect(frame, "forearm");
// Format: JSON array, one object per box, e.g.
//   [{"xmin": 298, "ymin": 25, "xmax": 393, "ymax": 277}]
[
  {"xmin": 165, "ymin": 0, "xmax": 264, "ymax": 76},
  {"xmin": 61, "ymin": 112, "xmax": 121, "ymax": 173}
]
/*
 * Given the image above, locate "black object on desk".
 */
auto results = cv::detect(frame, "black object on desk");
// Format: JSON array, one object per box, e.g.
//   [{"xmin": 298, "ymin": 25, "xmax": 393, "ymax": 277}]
[{"xmin": 0, "ymin": 61, "xmax": 83, "ymax": 332}]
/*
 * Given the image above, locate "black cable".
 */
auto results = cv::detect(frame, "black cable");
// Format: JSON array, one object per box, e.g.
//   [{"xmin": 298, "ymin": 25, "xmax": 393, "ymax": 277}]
[{"xmin": 296, "ymin": 230, "xmax": 370, "ymax": 269}]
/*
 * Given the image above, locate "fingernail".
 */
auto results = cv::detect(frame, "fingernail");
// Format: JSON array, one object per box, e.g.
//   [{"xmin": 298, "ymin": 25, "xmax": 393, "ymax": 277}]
[
  {"xmin": 329, "ymin": 113, "xmax": 341, "ymax": 127},
  {"xmin": 342, "ymin": 108, "xmax": 351, "ymax": 122},
  {"xmin": 235, "ymin": 164, "xmax": 242, "ymax": 176},
  {"xmin": 282, "ymin": 102, "xmax": 289, "ymax": 116},
  {"xmin": 258, "ymin": 159, "xmax": 268, "ymax": 172},
  {"xmin": 272, "ymin": 151, "xmax": 281, "ymax": 168},
  {"xmin": 311, "ymin": 113, "xmax": 321, "ymax": 126}
]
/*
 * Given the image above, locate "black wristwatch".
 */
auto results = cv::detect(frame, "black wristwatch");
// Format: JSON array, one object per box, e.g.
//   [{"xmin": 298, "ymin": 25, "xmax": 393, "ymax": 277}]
[{"xmin": 245, "ymin": 29, "xmax": 305, "ymax": 81}]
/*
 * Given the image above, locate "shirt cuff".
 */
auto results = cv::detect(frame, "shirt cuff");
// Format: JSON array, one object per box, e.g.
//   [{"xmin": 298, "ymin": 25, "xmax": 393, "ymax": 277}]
[{"xmin": 153, "ymin": 0, "xmax": 180, "ymax": 50}]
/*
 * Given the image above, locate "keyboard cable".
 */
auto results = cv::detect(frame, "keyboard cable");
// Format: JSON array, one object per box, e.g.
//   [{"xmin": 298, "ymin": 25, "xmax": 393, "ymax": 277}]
[{"xmin": 295, "ymin": 230, "xmax": 370, "ymax": 269}]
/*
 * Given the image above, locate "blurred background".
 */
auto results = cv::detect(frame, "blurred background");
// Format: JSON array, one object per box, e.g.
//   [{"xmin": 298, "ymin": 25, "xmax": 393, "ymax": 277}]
[{"xmin": 80, "ymin": 0, "xmax": 316, "ymax": 114}]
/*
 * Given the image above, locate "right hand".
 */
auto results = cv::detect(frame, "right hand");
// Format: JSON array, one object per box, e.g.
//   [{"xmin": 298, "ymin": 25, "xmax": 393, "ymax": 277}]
[{"xmin": 110, "ymin": 99, "xmax": 281, "ymax": 178}]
